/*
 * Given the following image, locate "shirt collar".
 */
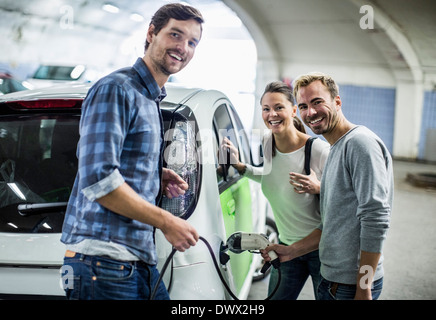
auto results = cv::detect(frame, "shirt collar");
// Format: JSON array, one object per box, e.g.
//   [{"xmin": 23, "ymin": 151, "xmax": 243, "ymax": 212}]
[{"xmin": 133, "ymin": 57, "xmax": 167, "ymax": 102}]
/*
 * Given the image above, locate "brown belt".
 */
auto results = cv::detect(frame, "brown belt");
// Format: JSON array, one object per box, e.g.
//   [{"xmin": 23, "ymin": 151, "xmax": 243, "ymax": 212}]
[{"xmin": 65, "ymin": 250, "xmax": 76, "ymax": 258}]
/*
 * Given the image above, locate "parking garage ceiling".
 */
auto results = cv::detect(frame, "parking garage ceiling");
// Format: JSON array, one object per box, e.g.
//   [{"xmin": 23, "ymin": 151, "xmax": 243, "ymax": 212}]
[
  {"xmin": 0, "ymin": 0, "xmax": 185, "ymax": 69},
  {"xmin": 223, "ymin": 0, "xmax": 436, "ymax": 84},
  {"xmin": 1, "ymin": 0, "xmax": 435, "ymax": 86}
]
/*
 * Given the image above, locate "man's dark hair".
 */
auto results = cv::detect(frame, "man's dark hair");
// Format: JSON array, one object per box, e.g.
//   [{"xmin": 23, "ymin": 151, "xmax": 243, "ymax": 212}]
[{"xmin": 144, "ymin": 3, "xmax": 204, "ymax": 51}]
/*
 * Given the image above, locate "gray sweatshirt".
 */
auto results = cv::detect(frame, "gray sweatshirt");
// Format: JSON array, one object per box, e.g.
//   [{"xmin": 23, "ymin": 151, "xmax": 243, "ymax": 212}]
[{"xmin": 319, "ymin": 126, "xmax": 393, "ymax": 284}]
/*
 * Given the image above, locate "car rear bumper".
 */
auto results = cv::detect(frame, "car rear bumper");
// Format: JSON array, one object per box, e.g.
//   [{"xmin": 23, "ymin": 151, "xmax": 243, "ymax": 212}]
[{"xmin": 0, "ymin": 265, "xmax": 65, "ymax": 298}]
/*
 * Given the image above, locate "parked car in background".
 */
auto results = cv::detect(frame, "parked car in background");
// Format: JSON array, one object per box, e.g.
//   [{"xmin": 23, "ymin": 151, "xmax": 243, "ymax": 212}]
[
  {"xmin": 0, "ymin": 72, "xmax": 33, "ymax": 95},
  {"xmin": 26, "ymin": 65, "xmax": 102, "ymax": 88},
  {"xmin": 0, "ymin": 83, "xmax": 276, "ymax": 299}
]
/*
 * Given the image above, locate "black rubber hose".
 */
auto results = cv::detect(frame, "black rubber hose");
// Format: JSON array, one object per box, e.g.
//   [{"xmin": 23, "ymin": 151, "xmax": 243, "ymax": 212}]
[{"xmin": 149, "ymin": 236, "xmax": 281, "ymax": 300}]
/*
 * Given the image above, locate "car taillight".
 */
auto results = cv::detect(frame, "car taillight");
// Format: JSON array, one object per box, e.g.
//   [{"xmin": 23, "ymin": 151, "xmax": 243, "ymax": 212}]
[
  {"xmin": 13, "ymin": 100, "xmax": 82, "ymax": 109},
  {"xmin": 161, "ymin": 120, "xmax": 199, "ymax": 218}
]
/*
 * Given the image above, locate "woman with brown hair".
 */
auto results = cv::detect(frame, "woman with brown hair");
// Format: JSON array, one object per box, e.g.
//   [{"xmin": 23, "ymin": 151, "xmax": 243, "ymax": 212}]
[{"xmin": 222, "ymin": 81, "xmax": 330, "ymax": 299}]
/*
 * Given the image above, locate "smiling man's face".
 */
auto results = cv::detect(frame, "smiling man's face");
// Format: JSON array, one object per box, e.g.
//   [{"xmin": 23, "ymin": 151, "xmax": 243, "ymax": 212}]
[
  {"xmin": 296, "ymin": 80, "xmax": 342, "ymax": 136},
  {"xmin": 145, "ymin": 18, "xmax": 202, "ymax": 84}
]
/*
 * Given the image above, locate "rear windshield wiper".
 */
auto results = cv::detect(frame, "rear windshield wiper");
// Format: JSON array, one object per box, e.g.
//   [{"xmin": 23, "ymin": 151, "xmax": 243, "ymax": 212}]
[{"xmin": 18, "ymin": 202, "xmax": 68, "ymax": 216}]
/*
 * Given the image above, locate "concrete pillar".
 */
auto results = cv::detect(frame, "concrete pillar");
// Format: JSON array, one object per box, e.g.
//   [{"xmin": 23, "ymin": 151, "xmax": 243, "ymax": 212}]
[{"xmin": 393, "ymin": 81, "xmax": 424, "ymax": 159}]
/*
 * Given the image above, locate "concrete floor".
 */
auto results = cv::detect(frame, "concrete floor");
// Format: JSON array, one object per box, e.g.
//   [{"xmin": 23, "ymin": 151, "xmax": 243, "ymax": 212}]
[{"xmin": 248, "ymin": 159, "xmax": 436, "ymax": 300}]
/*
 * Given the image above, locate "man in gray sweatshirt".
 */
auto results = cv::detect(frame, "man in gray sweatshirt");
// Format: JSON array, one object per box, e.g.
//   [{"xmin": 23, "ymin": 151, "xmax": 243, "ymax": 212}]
[{"xmin": 262, "ymin": 72, "xmax": 393, "ymax": 300}]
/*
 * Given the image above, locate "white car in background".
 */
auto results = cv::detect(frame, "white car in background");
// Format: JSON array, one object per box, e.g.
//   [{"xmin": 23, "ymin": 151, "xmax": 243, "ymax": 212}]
[
  {"xmin": 0, "ymin": 83, "xmax": 277, "ymax": 299},
  {"xmin": 26, "ymin": 65, "xmax": 103, "ymax": 88}
]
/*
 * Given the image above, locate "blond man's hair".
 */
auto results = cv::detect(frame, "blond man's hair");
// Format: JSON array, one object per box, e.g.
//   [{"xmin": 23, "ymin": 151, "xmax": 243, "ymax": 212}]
[{"xmin": 292, "ymin": 72, "xmax": 339, "ymax": 101}]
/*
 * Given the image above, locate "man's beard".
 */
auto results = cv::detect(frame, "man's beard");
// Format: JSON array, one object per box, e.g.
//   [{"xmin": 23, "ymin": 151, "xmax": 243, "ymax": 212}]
[{"xmin": 155, "ymin": 49, "xmax": 185, "ymax": 76}]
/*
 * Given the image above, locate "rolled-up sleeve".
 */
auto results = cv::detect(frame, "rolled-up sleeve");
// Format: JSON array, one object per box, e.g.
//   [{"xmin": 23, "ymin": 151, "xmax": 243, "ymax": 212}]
[
  {"xmin": 81, "ymin": 169, "xmax": 125, "ymax": 201},
  {"xmin": 77, "ymin": 82, "xmax": 129, "ymax": 200}
]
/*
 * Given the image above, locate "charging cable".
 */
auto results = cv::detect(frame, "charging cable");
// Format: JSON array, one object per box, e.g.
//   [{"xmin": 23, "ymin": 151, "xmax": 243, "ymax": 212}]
[{"xmin": 150, "ymin": 236, "xmax": 281, "ymax": 300}]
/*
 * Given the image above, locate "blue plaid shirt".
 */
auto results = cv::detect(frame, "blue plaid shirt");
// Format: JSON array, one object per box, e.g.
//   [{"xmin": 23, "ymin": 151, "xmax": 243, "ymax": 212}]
[{"xmin": 61, "ymin": 58, "xmax": 166, "ymax": 264}]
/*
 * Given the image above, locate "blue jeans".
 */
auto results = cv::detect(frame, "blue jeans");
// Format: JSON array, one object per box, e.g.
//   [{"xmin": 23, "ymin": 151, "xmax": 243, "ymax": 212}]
[
  {"xmin": 268, "ymin": 250, "xmax": 321, "ymax": 300},
  {"xmin": 61, "ymin": 253, "xmax": 169, "ymax": 300},
  {"xmin": 317, "ymin": 276, "xmax": 383, "ymax": 300}
]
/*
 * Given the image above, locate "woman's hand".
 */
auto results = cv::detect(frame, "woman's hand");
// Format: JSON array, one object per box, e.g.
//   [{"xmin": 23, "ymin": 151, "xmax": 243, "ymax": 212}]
[
  {"xmin": 289, "ymin": 169, "xmax": 320, "ymax": 194},
  {"xmin": 220, "ymin": 137, "xmax": 239, "ymax": 165}
]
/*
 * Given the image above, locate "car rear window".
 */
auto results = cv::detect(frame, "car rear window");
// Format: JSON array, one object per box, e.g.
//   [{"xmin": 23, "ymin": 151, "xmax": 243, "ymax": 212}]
[
  {"xmin": 0, "ymin": 100, "xmax": 189, "ymax": 233},
  {"xmin": 0, "ymin": 115, "xmax": 79, "ymax": 233}
]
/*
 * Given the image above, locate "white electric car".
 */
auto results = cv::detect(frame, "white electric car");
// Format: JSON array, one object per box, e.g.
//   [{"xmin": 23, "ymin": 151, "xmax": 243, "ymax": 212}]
[{"xmin": 0, "ymin": 82, "xmax": 276, "ymax": 299}]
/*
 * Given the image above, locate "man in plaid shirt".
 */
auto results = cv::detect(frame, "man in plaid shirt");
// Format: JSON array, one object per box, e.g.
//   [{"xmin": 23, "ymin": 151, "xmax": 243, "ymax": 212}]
[{"xmin": 61, "ymin": 3, "xmax": 203, "ymax": 300}]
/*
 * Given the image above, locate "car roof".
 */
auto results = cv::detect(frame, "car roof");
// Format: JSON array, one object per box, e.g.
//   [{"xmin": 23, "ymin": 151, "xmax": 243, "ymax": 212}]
[{"xmin": 0, "ymin": 82, "xmax": 205, "ymax": 105}]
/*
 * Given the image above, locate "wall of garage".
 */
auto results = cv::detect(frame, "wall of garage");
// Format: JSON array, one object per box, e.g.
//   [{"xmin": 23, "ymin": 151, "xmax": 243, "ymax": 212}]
[
  {"xmin": 340, "ymin": 85, "xmax": 396, "ymax": 153},
  {"xmin": 282, "ymin": 62, "xmax": 398, "ymax": 154},
  {"xmin": 1, "ymin": 0, "xmax": 435, "ymax": 161},
  {"xmin": 223, "ymin": 0, "xmax": 436, "ymax": 162}
]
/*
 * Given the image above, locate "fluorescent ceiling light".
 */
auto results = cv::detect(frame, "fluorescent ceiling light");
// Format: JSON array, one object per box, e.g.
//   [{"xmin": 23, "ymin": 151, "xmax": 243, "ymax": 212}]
[
  {"xmin": 102, "ymin": 4, "xmax": 119, "ymax": 13},
  {"xmin": 130, "ymin": 13, "xmax": 144, "ymax": 22},
  {"xmin": 70, "ymin": 65, "xmax": 85, "ymax": 79},
  {"xmin": 7, "ymin": 222, "xmax": 18, "ymax": 229},
  {"xmin": 43, "ymin": 223, "xmax": 53, "ymax": 230},
  {"xmin": 8, "ymin": 183, "xmax": 26, "ymax": 200}
]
